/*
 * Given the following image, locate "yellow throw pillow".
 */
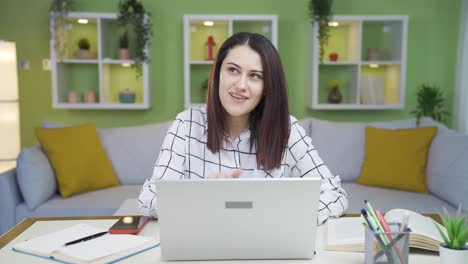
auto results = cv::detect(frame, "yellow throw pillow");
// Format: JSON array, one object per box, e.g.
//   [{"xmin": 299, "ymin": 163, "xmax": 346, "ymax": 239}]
[
  {"xmin": 357, "ymin": 126, "xmax": 437, "ymax": 193},
  {"xmin": 35, "ymin": 123, "xmax": 119, "ymax": 198}
]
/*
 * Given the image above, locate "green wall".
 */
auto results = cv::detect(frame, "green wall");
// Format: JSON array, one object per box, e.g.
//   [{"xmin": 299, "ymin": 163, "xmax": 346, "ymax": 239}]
[{"xmin": 0, "ymin": 0, "xmax": 461, "ymax": 147}]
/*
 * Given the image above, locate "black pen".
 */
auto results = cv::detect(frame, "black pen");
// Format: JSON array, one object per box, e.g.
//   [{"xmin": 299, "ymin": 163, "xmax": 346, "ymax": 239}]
[{"xmin": 63, "ymin": 231, "xmax": 108, "ymax": 246}]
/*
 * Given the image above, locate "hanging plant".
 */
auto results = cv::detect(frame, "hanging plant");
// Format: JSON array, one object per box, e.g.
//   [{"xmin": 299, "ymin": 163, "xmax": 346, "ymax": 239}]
[
  {"xmin": 49, "ymin": 0, "xmax": 75, "ymax": 59},
  {"xmin": 411, "ymin": 84, "xmax": 450, "ymax": 126},
  {"xmin": 117, "ymin": 0, "xmax": 153, "ymax": 76},
  {"xmin": 308, "ymin": 0, "xmax": 333, "ymax": 62}
]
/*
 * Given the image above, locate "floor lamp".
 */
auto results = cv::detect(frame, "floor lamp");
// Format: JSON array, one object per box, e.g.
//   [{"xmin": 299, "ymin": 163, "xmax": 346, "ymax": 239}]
[{"xmin": 0, "ymin": 41, "xmax": 20, "ymax": 173}]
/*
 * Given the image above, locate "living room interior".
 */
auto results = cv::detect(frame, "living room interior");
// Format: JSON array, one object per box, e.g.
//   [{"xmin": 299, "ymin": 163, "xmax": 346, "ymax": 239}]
[{"xmin": 0, "ymin": 0, "xmax": 467, "ymax": 253}]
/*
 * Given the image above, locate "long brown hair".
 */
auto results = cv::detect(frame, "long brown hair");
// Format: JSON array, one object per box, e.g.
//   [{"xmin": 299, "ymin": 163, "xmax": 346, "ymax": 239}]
[{"xmin": 206, "ymin": 32, "xmax": 289, "ymax": 170}]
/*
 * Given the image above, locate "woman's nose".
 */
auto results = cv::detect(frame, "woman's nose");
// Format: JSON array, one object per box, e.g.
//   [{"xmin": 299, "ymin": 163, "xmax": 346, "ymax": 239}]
[{"xmin": 236, "ymin": 74, "xmax": 248, "ymax": 90}]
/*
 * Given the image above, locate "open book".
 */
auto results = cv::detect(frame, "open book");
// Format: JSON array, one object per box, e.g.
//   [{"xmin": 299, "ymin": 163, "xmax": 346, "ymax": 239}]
[
  {"xmin": 327, "ymin": 209, "xmax": 445, "ymax": 252},
  {"xmin": 12, "ymin": 223, "xmax": 159, "ymax": 263}
]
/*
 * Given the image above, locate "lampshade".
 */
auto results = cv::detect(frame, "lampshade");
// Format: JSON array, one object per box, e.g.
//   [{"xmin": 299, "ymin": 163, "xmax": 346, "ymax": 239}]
[
  {"xmin": 0, "ymin": 41, "xmax": 18, "ymax": 101},
  {"xmin": 0, "ymin": 41, "xmax": 19, "ymax": 171}
]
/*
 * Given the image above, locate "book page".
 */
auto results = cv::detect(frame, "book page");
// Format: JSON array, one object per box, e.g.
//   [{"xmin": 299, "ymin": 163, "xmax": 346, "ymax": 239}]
[
  {"xmin": 327, "ymin": 217, "xmax": 365, "ymax": 251},
  {"xmin": 13, "ymin": 223, "xmax": 107, "ymax": 255},
  {"xmin": 384, "ymin": 209, "xmax": 444, "ymax": 242},
  {"xmin": 328, "ymin": 217, "xmax": 364, "ymax": 244},
  {"xmin": 58, "ymin": 234, "xmax": 154, "ymax": 261}
]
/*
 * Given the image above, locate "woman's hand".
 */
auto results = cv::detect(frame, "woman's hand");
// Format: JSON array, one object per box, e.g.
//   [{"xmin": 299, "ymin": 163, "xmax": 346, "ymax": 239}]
[{"xmin": 208, "ymin": 169, "xmax": 242, "ymax": 179}]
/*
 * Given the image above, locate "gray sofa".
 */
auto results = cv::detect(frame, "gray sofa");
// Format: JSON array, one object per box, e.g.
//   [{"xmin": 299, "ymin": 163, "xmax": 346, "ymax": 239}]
[{"xmin": 1, "ymin": 117, "xmax": 467, "ymax": 236}]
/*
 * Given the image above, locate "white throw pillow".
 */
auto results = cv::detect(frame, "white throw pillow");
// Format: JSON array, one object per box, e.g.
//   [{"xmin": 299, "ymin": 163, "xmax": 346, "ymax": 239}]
[
  {"xmin": 426, "ymin": 129, "xmax": 468, "ymax": 208},
  {"xmin": 98, "ymin": 121, "xmax": 173, "ymax": 185},
  {"xmin": 16, "ymin": 145, "xmax": 57, "ymax": 210}
]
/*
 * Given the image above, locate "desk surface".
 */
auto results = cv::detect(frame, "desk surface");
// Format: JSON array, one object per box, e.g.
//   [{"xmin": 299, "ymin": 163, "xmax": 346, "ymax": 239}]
[{"xmin": 0, "ymin": 215, "xmax": 440, "ymax": 263}]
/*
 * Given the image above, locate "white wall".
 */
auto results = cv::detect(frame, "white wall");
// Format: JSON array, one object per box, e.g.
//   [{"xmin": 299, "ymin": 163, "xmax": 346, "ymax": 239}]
[{"xmin": 454, "ymin": 0, "xmax": 468, "ymax": 134}]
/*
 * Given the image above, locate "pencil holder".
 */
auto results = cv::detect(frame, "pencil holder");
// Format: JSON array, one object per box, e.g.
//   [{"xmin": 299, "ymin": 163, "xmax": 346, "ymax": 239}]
[{"xmin": 364, "ymin": 223, "xmax": 410, "ymax": 264}]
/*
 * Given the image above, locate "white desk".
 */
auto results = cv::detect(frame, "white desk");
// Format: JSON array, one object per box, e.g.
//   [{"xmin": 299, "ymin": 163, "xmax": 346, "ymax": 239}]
[{"xmin": 0, "ymin": 218, "xmax": 439, "ymax": 263}]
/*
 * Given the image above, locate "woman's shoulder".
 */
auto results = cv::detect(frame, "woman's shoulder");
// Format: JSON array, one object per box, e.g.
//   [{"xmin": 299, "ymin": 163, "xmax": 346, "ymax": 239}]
[
  {"xmin": 287, "ymin": 115, "xmax": 309, "ymax": 142},
  {"xmin": 174, "ymin": 105, "xmax": 208, "ymax": 129}
]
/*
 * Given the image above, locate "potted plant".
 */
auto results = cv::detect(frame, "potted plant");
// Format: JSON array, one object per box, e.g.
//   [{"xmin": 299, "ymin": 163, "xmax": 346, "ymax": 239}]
[
  {"xmin": 74, "ymin": 38, "xmax": 97, "ymax": 59},
  {"xmin": 435, "ymin": 207, "xmax": 468, "ymax": 263},
  {"xmin": 308, "ymin": 0, "xmax": 333, "ymax": 62},
  {"xmin": 117, "ymin": 0, "xmax": 152, "ymax": 76},
  {"xmin": 49, "ymin": 0, "xmax": 75, "ymax": 59},
  {"xmin": 118, "ymin": 31, "xmax": 130, "ymax": 60},
  {"xmin": 411, "ymin": 84, "xmax": 450, "ymax": 126}
]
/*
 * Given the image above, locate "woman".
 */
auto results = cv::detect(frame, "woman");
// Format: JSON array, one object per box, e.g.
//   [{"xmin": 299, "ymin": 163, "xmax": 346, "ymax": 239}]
[{"xmin": 138, "ymin": 32, "xmax": 348, "ymax": 224}]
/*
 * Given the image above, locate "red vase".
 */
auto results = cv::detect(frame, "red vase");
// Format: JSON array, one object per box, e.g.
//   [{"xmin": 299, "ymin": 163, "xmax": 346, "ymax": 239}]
[{"xmin": 205, "ymin": 36, "xmax": 217, "ymax": 61}]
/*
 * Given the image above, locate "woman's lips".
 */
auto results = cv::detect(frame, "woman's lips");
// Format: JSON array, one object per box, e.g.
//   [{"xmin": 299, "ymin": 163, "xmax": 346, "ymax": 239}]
[{"xmin": 229, "ymin": 92, "xmax": 248, "ymax": 103}]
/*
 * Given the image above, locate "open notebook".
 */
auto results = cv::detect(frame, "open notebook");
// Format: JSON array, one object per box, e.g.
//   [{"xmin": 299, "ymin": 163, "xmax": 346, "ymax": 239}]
[
  {"xmin": 12, "ymin": 223, "xmax": 159, "ymax": 263},
  {"xmin": 327, "ymin": 209, "xmax": 445, "ymax": 252}
]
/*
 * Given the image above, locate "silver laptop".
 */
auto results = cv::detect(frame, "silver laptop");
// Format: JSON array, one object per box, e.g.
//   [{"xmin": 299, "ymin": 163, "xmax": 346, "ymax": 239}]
[{"xmin": 157, "ymin": 178, "xmax": 321, "ymax": 260}]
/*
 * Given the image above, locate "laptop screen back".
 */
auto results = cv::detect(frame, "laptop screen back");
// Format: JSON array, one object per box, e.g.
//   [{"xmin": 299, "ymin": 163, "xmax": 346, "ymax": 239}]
[{"xmin": 157, "ymin": 178, "xmax": 321, "ymax": 260}]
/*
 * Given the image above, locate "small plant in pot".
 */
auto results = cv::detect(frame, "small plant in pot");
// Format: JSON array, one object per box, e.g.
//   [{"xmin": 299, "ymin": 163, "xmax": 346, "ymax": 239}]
[
  {"xmin": 74, "ymin": 37, "xmax": 97, "ymax": 59},
  {"xmin": 411, "ymin": 84, "xmax": 450, "ymax": 126},
  {"xmin": 118, "ymin": 31, "xmax": 130, "ymax": 60},
  {"xmin": 435, "ymin": 206, "xmax": 468, "ymax": 263}
]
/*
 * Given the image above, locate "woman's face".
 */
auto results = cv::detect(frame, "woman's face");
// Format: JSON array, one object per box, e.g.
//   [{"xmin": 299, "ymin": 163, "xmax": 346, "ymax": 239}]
[{"xmin": 219, "ymin": 45, "xmax": 264, "ymax": 122}]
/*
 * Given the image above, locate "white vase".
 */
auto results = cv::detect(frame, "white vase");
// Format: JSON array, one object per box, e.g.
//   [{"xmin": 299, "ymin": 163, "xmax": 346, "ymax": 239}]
[{"xmin": 439, "ymin": 244, "xmax": 468, "ymax": 264}]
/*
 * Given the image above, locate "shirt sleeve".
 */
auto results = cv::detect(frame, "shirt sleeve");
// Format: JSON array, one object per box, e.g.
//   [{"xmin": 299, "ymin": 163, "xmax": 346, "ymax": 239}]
[
  {"xmin": 138, "ymin": 113, "xmax": 187, "ymax": 218},
  {"xmin": 289, "ymin": 121, "xmax": 348, "ymax": 225}
]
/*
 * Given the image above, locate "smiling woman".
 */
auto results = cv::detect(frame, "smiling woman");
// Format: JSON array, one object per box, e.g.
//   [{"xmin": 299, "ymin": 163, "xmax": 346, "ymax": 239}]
[
  {"xmin": 207, "ymin": 33, "xmax": 289, "ymax": 170},
  {"xmin": 138, "ymin": 32, "xmax": 349, "ymax": 225}
]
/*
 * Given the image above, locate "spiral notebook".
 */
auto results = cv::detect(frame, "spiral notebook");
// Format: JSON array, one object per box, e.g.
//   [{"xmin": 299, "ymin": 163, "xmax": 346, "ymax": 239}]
[{"xmin": 12, "ymin": 223, "xmax": 159, "ymax": 263}]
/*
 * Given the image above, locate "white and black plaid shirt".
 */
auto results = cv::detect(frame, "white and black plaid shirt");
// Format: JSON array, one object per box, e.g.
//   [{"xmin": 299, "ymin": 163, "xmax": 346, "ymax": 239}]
[{"xmin": 138, "ymin": 106, "xmax": 348, "ymax": 224}]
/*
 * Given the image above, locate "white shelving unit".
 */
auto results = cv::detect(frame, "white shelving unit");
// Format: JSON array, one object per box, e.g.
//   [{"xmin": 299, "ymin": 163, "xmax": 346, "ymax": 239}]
[
  {"xmin": 310, "ymin": 15, "xmax": 408, "ymax": 110},
  {"xmin": 183, "ymin": 14, "xmax": 278, "ymax": 108},
  {"xmin": 49, "ymin": 12, "xmax": 150, "ymax": 109}
]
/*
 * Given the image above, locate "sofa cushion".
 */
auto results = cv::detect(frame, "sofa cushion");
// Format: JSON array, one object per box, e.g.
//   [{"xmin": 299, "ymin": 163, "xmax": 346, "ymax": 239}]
[
  {"xmin": 98, "ymin": 121, "xmax": 173, "ymax": 185},
  {"xmin": 307, "ymin": 117, "xmax": 417, "ymax": 182},
  {"xmin": 41, "ymin": 120, "xmax": 173, "ymax": 185},
  {"xmin": 15, "ymin": 185, "xmax": 141, "ymax": 223},
  {"xmin": 357, "ymin": 126, "xmax": 437, "ymax": 193},
  {"xmin": 426, "ymin": 129, "xmax": 468, "ymax": 209},
  {"xmin": 343, "ymin": 183, "xmax": 456, "ymax": 214},
  {"xmin": 35, "ymin": 123, "xmax": 120, "ymax": 197},
  {"xmin": 16, "ymin": 145, "xmax": 57, "ymax": 210}
]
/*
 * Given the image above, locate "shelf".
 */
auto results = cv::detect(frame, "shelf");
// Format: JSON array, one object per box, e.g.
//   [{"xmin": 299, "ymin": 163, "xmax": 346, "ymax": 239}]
[
  {"xmin": 323, "ymin": 20, "xmax": 360, "ymax": 62},
  {"xmin": 184, "ymin": 14, "xmax": 278, "ymax": 108},
  {"xmin": 361, "ymin": 61, "xmax": 401, "ymax": 65},
  {"xmin": 59, "ymin": 59, "xmax": 99, "ymax": 64},
  {"xmin": 190, "ymin": 60, "xmax": 214, "ymax": 65},
  {"xmin": 102, "ymin": 63, "xmax": 143, "ymax": 105},
  {"xmin": 320, "ymin": 61, "xmax": 360, "ymax": 65},
  {"xmin": 50, "ymin": 12, "xmax": 150, "ymax": 109},
  {"xmin": 318, "ymin": 65, "xmax": 359, "ymax": 105},
  {"xmin": 312, "ymin": 103, "xmax": 402, "ymax": 110},
  {"xmin": 102, "ymin": 60, "xmax": 135, "ymax": 65},
  {"xmin": 311, "ymin": 15, "xmax": 408, "ymax": 110},
  {"xmin": 53, "ymin": 103, "xmax": 149, "ymax": 110}
]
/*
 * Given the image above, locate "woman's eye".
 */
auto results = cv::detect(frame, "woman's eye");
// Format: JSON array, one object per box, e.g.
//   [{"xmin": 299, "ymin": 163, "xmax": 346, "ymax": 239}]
[
  {"xmin": 227, "ymin": 67, "xmax": 238, "ymax": 73},
  {"xmin": 250, "ymin": 73, "xmax": 262, "ymax": 80}
]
